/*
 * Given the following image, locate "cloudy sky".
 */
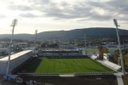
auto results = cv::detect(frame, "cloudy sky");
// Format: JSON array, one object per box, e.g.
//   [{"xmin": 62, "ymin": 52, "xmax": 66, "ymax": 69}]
[{"xmin": 0, "ymin": 0, "xmax": 128, "ymax": 34}]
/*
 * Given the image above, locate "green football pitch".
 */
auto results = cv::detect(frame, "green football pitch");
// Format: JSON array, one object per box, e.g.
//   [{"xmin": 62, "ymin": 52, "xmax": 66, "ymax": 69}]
[{"xmin": 19, "ymin": 57, "xmax": 113, "ymax": 74}]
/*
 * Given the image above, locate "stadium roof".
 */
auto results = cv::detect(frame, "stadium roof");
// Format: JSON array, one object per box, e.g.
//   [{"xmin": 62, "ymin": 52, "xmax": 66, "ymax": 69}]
[{"xmin": 0, "ymin": 50, "xmax": 32, "ymax": 61}]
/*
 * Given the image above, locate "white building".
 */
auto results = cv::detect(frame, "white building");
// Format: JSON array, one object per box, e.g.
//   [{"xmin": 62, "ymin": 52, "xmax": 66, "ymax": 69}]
[{"xmin": 0, "ymin": 50, "xmax": 32, "ymax": 74}]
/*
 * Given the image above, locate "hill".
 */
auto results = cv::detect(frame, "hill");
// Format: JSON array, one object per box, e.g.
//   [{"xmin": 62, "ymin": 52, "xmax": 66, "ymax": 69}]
[{"xmin": 0, "ymin": 27, "xmax": 128, "ymax": 41}]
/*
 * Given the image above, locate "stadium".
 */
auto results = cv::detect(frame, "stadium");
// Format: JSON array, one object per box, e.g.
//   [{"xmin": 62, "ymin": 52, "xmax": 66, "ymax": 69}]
[
  {"xmin": 0, "ymin": 49, "xmax": 121, "ymax": 85},
  {"xmin": 12, "ymin": 49, "xmax": 113, "ymax": 74}
]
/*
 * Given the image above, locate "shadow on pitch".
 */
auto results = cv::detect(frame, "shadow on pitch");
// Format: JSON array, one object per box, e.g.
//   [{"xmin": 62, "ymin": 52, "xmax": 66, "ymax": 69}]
[{"xmin": 15, "ymin": 57, "xmax": 42, "ymax": 73}]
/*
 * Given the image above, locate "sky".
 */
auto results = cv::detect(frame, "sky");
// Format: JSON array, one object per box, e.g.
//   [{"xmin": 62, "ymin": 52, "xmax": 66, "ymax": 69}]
[{"xmin": 0, "ymin": 0, "xmax": 128, "ymax": 34}]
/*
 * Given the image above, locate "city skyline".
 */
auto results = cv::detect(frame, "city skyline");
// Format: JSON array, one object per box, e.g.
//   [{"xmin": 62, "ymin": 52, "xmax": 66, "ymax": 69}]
[{"xmin": 0, "ymin": 0, "xmax": 128, "ymax": 34}]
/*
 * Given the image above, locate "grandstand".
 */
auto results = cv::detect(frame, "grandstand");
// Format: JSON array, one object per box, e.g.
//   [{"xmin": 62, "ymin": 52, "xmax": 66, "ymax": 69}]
[
  {"xmin": 0, "ymin": 50, "xmax": 32, "ymax": 74},
  {"xmin": 38, "ymin": 49, "xmax": 83, "ymax": 56},
  {"xmin": 16, "ymin": 72, "xmax": 117, "ymax": 85}
]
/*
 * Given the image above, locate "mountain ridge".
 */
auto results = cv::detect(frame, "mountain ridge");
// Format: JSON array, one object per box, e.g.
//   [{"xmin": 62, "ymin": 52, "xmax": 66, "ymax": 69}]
[{"xmin": 0, "ymin": 27, "xmax": 128, "ymax": 41}]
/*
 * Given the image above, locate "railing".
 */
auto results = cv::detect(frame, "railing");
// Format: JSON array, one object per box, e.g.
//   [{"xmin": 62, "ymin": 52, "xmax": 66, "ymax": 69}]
[
  {"xmin": 75, "ymin": 72, "xmax": 114, "ymax": 76},
  {"xmin": 18, "ymin": 73, "xmax": 59, "ymax": 77}
]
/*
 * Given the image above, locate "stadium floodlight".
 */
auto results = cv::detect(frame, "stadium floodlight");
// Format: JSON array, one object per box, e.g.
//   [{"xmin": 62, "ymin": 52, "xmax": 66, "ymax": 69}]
[
  {"xmin": 113, "ymin": 19, "xmax": 125, "ymax": 75},
  {"xmin": 84, "ymin": 33, "xmax": 87, "ymax": 55},
  {"xmin": 34, "ymin": 30, "xmax": 37, "ymax": 55},
  {"xmin": 6, "ymin": 19, "xmax": 18, "ymax": 79}
]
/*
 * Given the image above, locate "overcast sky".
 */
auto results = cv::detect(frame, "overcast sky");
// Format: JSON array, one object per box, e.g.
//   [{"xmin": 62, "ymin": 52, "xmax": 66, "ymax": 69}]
[{"xmin": 0, "ymin": 0, "xmax": 128, "ymax": 34}]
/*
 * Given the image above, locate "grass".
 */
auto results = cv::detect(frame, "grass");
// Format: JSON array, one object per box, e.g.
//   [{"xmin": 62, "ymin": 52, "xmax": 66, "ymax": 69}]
[
  {"xmin": 108, "ymin": 49, "xmax": 115, "ymax": 52},
  {"xmin": 87, "ymin": 47, "xmax": 116, "ymax": 52},
  {"xmin": 87, "ymin": 48, "xmax": 98, "ymax": 52},
  {"xmin": 19, "ymin": 57, "xmax": 113, "ymax": 74},
  {"xmin": 86, "ymin": 48, "xmax": 115, "ymax": 54}
]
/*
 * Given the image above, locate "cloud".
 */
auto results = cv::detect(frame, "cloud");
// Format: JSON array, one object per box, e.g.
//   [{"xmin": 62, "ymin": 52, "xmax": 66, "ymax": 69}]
[
  {"xmin": 37, "ymin": 0, "xmax": 127, "ymax": 21},
  {"xmin": 8, "ymin": 4, "xmax": 33, "ymax": 11},
  {"xmin": 39, "ymin": 2, "xmax": 91, "ymax": 19},
  {"xmin": 20, "ymin": 13, "xmax": 37, "ymax": 18},
  {"xmin": 31, "ymin": 0, "xmax": 50, "ymax": 4},
  {"xmin": 39, "ymin": 2, "xmax": 110, "ymax": 21},
  {"xmin": 16, "ymin": 5, "xmax": 33, "ymax": 11},
  {"xmin": 6, "ymin": 0, "xmax": 128, "ymax": 22},
  {"xmin": 87, "ymin": 0, "xmax": 128, "ymax": 21},
  {"xmin": 0, "ymin": 15, "xmax": 6, "ymax": 18}
]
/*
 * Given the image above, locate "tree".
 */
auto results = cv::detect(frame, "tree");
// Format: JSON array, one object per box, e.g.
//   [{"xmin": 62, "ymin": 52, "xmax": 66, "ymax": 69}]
[
  {"xmin": 114, "ymin": 49, "xmax": 128, "ymax": 71},
  {"xmin": 98, "ymin": 44, "xmax": 103, "ymax": 60},
  {"xmin": 114, "ymin": 50, "xmax": 119, "ymax": 64},
  {"xmin": 16, "ymin": 45, "xmax": 23, "ymax": 52},
  {"xmin": 98, "ymin": 44, "xmax": 108, "ymax": 60},
  {"xmin": 124, "ymin": 54, "xmax": 128, "ymax": 71}
]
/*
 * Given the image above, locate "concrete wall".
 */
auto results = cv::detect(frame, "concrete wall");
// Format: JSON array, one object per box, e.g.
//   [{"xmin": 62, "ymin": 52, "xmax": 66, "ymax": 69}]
[{"xmin": 0, "ymin": 50, "xmax": 32, "ymax": 74}]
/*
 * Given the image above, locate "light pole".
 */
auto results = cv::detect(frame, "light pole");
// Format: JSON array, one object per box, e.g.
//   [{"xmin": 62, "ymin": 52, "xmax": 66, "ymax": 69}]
[
  {"xmin": 113, "ymin": 19, "xmax": 125, "ymax": 75},
  {"xmin": 84, "ymin": 33, "xmax": 87, "ymax": 55},
  {"xmin": 34, "ymin": 30, "xmax": 37, "ymax": 55},
  {"xmin": 6, "ymin": 19, "xmax": 18, "ymax": 79}
]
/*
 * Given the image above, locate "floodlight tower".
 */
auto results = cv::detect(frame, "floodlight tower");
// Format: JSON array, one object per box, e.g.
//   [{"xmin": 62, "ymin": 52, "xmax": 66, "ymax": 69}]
[
  {"xmin": 113, "ymin": 19, "xmax": 125, "ymax": 75},
  {"xmin": 84, "ymin": 33, "xmax": 87, "ymax": 55},
  {"xmin": 34, "ymin": 30, "xmax": 37, "ymax": 55},
  {"xmin": 6, "ymin": 19, "xmax": 18, "ymax": 79}
]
